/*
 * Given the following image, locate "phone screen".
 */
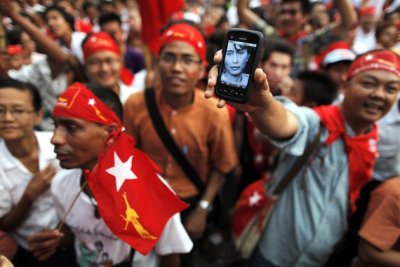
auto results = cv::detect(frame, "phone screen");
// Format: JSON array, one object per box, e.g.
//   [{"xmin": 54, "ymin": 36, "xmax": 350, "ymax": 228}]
[
  {"xmin": 216, "ymin": 29, "xmax": 263, "ymax": 103},
  {"xmin": 220, "ymin": 40, "xmax": 257, "ymax": 89}
]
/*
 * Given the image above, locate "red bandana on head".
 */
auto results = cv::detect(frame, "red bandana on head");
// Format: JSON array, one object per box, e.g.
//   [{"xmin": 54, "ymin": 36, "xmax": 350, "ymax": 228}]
[
  {"xmin": 82, "ymin": 32, "xmax": 121, "ymax": 61},
  {"xmin": 158, "ymin": 23, "xmax": 207, "ymax": 66},
  {"xmin": 52, "ymin": 83, "xmax": 188, "ymax": 254},
  {"xmin": 347, "ymin": 50, "xmax": 400, "ymax": 79},
  {"xmin": 52, "ymin": 82, "xmax": 123, "ymax": 129},
  {"xmin": 313, "ymin": 106, "xmax": 379, "ymax": 213}
]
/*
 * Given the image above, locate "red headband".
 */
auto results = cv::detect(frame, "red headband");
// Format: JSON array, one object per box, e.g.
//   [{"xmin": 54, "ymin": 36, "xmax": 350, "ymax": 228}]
[
  {"xmin": 158, "ymin": 23, "xmax": 207, "ymax": 65},
  {"xmin": 360, "ymin": 6, "xmax": 376, "ymax": 16},
  {"xmin": 83, "ymin": 32, "xmax": 121, "ymax": 61},
  {"xmin": 7, "ymin": 45, "xmax": 24, "ymax": 56},
  {"xmin": 347, "ymin": 50, "xmax": 400, "ymax": 79},
  {"xmin": 52, "ymin": 82, "xmax": 123, "ymax": 129}
]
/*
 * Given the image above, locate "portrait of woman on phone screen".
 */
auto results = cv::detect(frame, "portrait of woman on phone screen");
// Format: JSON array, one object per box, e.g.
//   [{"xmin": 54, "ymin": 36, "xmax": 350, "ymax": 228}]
[{"xmin": 221, "ymin": 41, "xmax": 251, "ymax": 88}]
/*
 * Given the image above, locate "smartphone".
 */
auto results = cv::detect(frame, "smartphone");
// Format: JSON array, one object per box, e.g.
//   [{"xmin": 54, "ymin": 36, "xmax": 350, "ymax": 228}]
[{"xmin": 215, "ymin": 29, "xmax": 263, "ymax": 103}]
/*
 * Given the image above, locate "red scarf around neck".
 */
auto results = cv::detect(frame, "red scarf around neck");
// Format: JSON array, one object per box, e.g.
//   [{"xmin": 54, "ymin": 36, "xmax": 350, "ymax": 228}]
[{"xmin": 313, "ymin": 105, "xmax": 379, "ymax": 213}]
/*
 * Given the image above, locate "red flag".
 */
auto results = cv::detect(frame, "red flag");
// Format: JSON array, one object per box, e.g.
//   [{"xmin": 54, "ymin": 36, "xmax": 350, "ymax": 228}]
[
  {"xmin": 137, "ymin": 0, "xmax": 185, "ymax": 54},
  {"xmin": 231, "ymin": 177, "xmax": 269, "ymax": 239},
  {"xmin": 88, "ymin": 131, "xmax": 188, "ymax": 254}
]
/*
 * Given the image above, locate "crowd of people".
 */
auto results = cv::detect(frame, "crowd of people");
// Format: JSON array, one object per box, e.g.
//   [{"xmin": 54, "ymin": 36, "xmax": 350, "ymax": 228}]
[{"xmin": 0, "ymin": 0, "xmax": 399, "ymax": 266}]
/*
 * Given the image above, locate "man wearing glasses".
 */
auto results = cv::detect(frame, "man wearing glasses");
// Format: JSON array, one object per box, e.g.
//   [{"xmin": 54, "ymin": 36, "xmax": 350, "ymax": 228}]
[
  {"xmin": 123, "ymin": 21, "xmax": 237, "ymax": 267},
  {"xmin": 82, "ymin": 32, "xmax": 146, "ymax": 104}
]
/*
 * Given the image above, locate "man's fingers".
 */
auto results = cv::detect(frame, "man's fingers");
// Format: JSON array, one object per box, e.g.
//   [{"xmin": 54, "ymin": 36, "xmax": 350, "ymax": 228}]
[
  {"xmin": 217, "ymin": 98, "xmax": 226, "ymax": 108},
  {"xmin": 213, "ymin": 50, "xmax": 223, "ymax": 64},
  {"xmin": 254, "ymin": 68, "xmax": 269, "ymax": 92},
  {"xmin": 30, "ymin": 236, "xmax": 61, "ymax": 253},
  {"xmin": 28, "ymin": 230, "xmax": 62, "ymax": 244},
  {"xmin": 34, "ymin": 248, "xmax": 56, "ymax": 261}
]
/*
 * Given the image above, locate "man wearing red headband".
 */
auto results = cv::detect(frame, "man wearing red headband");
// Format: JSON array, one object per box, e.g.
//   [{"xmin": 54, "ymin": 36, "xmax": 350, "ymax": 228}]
[
  {"xmin": 82, "ymin": 32, "xmax": 146, "ymax": 104},
  {"xmin": 124, "ymin": 21, "xmax": 237, "ymax": 267},
  {"xmin": 205, "ymin": 49, "xmax": 400, "ymax": 267},
  {"xmin": 28, "ymin": 83, "xmax": 193, "ymax": 267}
]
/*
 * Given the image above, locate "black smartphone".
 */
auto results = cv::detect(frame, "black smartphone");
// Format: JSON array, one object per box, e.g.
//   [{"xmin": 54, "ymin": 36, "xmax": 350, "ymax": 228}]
[{"xmin": 215, "ymin": 29, "xmax": 263, "ymax": 103}]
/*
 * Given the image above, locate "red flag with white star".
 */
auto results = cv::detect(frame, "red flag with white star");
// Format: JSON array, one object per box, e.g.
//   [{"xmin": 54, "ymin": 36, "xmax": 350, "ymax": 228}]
[
  {"xmin": 231, "ymin": 176, "xmax": 270, "ymax": 239},
  {"xmin": 88, "ymin": 131, "xmax": 188, "ymax": 254}
]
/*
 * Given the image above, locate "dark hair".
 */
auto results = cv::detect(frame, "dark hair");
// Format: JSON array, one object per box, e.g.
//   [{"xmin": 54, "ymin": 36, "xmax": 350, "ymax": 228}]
[
  {"xmin": 43, "ymin": 5, "xmax": 75, "ymax": 32},
  {"xmin": 0, "ymin": 79, "xmax": 42, "ymax": 111},
  {"xmin": 82, "ymin": 1, "xmax": 97, "ymax": 13},
  {"xmin": 85, "ymin": 83, "xmax": 123, "ymax": 120},
  {"xmin": 262, "ymin": 37, "xmax": 295, "ymax": 64},
  {"xmin": 281, "ymin": 0, "xmax": 311, "ymax": 14},
  {"xmin": 297, "ymin": 71, "xmax": 338, "ymax": 105},
  {"xmin": 98, "ymin": 0, "xmax": 116, "ymax": 11},
  {"xmin": 6, "ymin": 28, "xmax": 23, "ymax": 45},
  {"xmin": 98, "ymin": 12, "xmax": 122, "ymax": 27}
]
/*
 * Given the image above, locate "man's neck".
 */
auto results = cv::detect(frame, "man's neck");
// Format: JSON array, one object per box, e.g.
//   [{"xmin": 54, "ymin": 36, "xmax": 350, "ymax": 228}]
[
  {"xmin": 162, "ymin": 90, "xmax": 195, "ymax": 109},
  {"xmin": 341, "ymin": 107, "xmax": 372, "ymax": 135}
]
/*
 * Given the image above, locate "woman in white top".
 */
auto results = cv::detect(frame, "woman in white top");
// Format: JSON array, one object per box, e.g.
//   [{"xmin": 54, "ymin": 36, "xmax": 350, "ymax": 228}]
[{"xmin": 0, "ymin": 79, "xmax": 77, "ymax": 266}]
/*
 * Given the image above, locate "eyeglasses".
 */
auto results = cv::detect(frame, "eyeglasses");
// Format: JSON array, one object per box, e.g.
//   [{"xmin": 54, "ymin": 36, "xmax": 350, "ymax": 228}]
[
  {"xmin": 159, "ymin": 53, "xmax": 202, "ymax": 68},
  {"xmin": 0, "ymin": 107, "xmax": 35, "ymax": 118}
]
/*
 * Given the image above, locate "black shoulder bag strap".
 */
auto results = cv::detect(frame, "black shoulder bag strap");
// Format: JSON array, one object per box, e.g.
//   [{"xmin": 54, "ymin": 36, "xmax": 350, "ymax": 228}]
[
  {"xmin": 272, "ymin": 125, "xmax": 322, "ymax": 195},
  {"xmin": 145, "ymin": 88, "xmax": 206, "ymax": 194}
]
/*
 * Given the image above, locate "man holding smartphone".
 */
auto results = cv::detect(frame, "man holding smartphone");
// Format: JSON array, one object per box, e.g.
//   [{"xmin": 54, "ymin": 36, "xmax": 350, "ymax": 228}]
[
  {"xmin": 123, "ymin": 20, "xmax": 237, "ymax": 267},
  {"xmin": 206, "ymin": 49, "xmax": 400, "ymax": 267}
]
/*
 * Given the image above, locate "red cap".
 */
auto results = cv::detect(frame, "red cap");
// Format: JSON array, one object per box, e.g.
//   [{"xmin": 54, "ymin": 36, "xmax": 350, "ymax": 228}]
[
  {"xmin": 158, "ymin": 23, "xmax": 207, "ymax": 66},
  {"xmin": 347, "ymin": 50, "xmax": 400, "ymax": 79},
  {"xmin": 317, "ymin": 41, "xmax": 356, "ymax": 67},
  {"xmin": 82, "ymin": 32, "xmax": 121, "ymax": 61},
  {"xmin": 52, "ymin": 82, "xmax": 123, "ymax": 129}
]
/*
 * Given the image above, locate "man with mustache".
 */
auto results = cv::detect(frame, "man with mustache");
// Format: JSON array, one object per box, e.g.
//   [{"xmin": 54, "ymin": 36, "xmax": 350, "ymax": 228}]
[{"xmin": 28, "ymin": 83, "xmax": 192, "ymax": 267}]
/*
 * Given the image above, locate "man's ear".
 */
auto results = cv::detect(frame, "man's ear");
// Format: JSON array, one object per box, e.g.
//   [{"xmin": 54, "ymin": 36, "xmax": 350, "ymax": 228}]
[
  {"xmin": 105, "ymin": 123, "xmax": 119, "ymax": 135},
  {"xmin": 198, "ymin": 64, "xmax": 206, "ymax": 80}
]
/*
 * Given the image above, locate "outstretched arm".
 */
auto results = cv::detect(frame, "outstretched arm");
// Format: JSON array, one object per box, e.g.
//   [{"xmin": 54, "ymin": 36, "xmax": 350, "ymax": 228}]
[
  {"xmin": 205, "ymin": 50, "xmax": 298, "ymax": 140},
  {"xmin": 0, "ymin": 0, "xmax": 69, "ymax": 78},
  {"xmin": 330, "ymin": 0, "xmax": 358, "ymax": 36}
]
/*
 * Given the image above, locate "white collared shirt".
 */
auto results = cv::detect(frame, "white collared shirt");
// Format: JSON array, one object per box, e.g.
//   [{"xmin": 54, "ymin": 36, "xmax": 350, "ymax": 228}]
[{"xmin": 0, "ymin": 131, "xmax": 59, "ymax": 249}]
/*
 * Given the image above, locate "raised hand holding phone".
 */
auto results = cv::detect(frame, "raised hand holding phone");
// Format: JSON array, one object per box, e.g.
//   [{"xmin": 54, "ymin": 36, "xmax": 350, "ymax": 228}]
[
  {"xmin": 215, "ymin": 29, "xmax": 264, "ymax": 103},
  {"xmin": 206, "ymin": 51, "xmax": 272, "ymax": 114}
]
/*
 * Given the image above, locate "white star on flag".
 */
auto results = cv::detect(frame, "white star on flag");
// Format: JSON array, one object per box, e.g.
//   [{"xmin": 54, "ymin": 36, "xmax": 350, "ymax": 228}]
[
  {"xmin": 249, "ymin": 191, "xmax": 262, "ymax": 207},
  {"xmin": 88, "ymin": 98, "xmax": 96, "ymax": 106},
  {"xmin": 106, "ymin": 152, "xmax": 137, "ymax": 191}
]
